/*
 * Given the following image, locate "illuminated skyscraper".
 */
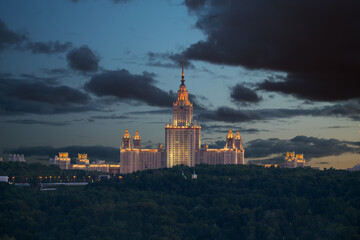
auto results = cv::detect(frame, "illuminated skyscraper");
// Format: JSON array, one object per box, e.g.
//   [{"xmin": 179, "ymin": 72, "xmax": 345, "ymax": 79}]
[
  {"xmin": 165, "ymin": 67, "xmax": 201, "ymax": 167},
  {"xmin": 120, "ymin": 68, "xmax": 245, "ymax": 172}
]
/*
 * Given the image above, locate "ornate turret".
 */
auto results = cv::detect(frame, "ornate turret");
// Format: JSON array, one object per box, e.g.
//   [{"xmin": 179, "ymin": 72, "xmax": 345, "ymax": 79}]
[
  {"xmin": 133, "ymin": 131, "xmax": 141, "ymax": 149},
  {"xmin": 226, "ymin": 129, "xmax": 235, "ymax": 149},
  {"xmin": 235, "ymin": 131, "xmax": 243, "ymax": 150},
  {"xmin": 122, "ymin": 129, "xmax": 131, "ymax": 149}
]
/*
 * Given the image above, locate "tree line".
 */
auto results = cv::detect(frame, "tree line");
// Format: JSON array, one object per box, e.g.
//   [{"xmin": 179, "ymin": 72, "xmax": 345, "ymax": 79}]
[{"xmin": 0, "ymin": 163, "xmax": 359, "ymax": 240}]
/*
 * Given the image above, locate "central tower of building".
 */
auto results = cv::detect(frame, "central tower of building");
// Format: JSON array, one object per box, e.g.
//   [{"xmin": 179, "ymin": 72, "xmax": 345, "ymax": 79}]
[{"xmin": 165, "ymin": 67, "xmax": 201, "ymax": 167}]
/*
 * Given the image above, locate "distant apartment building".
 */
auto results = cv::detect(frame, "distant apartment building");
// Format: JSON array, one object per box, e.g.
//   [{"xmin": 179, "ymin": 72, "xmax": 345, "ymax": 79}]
[
  {"xmin": 284, "ymin": 152, "xmax": 305, "ymax": 168},
  {"xmin": 8, "ymin": 154, "xmax": 26, "ymax": 162}
]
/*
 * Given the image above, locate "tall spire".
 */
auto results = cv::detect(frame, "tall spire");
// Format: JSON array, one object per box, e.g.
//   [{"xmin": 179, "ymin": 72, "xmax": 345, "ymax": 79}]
[{"xmin": 181, "ymin": 64, "xmax": 185, "ymax": 85}]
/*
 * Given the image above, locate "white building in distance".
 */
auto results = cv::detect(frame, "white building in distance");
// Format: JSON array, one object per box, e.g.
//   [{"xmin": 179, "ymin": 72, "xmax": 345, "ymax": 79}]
[{"xmin": 8, "ymin": 154, "xmax": 25, "ymax": 162}]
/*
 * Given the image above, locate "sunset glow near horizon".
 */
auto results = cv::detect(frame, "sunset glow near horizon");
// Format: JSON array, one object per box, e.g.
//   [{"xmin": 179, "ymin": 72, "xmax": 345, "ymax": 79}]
[{"xmin": 0, "ymin": 0, "xmax": 359, "ymax": 169}]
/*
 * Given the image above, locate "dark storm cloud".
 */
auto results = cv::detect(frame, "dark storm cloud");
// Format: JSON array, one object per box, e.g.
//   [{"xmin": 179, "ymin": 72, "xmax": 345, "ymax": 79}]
[
  {"xmin": 24, "ymin": 40, "xmax": 73, "ymax": 54},
  {"xmin": 182, "ymin": 0, "xmax": 360, "ymax": 102},
  {"xmin": 147, "ymin": 52, "xmax": 194, "ymax": 69},
  {"xmin": 0, "ymin": 77, "xmax": 95, "ymax": 115},
  {"xmin": 257, "ymin": 73, "xmax": 360, "ymax": 102},
  {"xmin": 230, "ymin": 84, "xmax": 262, "ymax": 105},
  {"xmin": 198, "ymin": 103, "xmax": 360, "ymax": 123},
  {"xmin": 5, "ymin": 119, "xmax": 69, "ymax": 126},
  {"xmin": 0, "ymin": 19, "xmax": 27, "ymax": 50},
  {"xmin": 85, "ymin": 69, "xmax": 176, "ymax": 107},
  {"xmin": 67, "ymin": 45, "xmax": 99, "ymax": 72},
  {"xmin": 184, "ymin": 0, "xmax": 206, "ymax": 10},
  {"xmin": 245, "ymin": 136, "xmax": 360, "ymax": 160},
  {"xmin": 0, "ymin": 19, "xmax": 72, "ymax": 54},
  {"xmin": 4, "ymin": 145, "xmax": 119, "ymax": 162},
  {"xmin": 85, "ymin": 69, "xmax": 207, "ymax": 109},
  {"xmin": 198, "ymin": 106, "xmax": 263, "ymax": 123}
]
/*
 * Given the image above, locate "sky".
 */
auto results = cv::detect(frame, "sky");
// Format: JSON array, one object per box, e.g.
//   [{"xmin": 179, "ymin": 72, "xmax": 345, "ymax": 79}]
[{"xmin": 0, "ymin": 0, "xmax": 359, "ymax": 168}]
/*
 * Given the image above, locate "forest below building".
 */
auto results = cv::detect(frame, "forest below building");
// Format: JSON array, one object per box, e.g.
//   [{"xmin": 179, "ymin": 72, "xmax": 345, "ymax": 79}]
[{"xmin": 0, "ymin": 163, "xmax": 360, "ymax": 240}]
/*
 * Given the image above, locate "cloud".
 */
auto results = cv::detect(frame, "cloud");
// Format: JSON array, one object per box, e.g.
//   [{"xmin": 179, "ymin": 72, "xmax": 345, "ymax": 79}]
[
  {"xmin": 230, "ymin": 84, "xmax": 262, "ymax": 105},
  {"xmin": 4, "ymin": 145, "xmax": 119, "ymax": 162},
  {"xmin": 24, "ymin": 40, "xmax": 72, "ymax": 54},
  {"xmin": 4, "ymin": 119, "xmax": 69, "ymax": 126},
  {"xmin": 67, "ymin": 45, "xmax": 99, "ymax": 72},
  {"xmin": 245, "ymin": 136, "xmax": 360, "ymax": 160},
  {"xmin": 207, "ymin": 140, "xmax": 226, "ymax": 149},
  {"xmin": 19, "ymin": 73, "xmax": 60, "ymax": 85},
  {"xmin": 201, "ymin": 123, "xmax": 263, "ymax": 134},
  {"xmin": 147, "ymin": 51, "xmax": 194, "ymax": 69},
  {"xmin": 0, "ymin": 19, "xmax": 72, "ymax": 54},
  {"xmin": 0, "ymin": 19, "xmax": 27, "ymax": 50},
  {"xmin": 198, "ymin": 106, "xmax": 263, "ymax": 123},
  {"xmin": 91, "ymin": 114, "xmax": 129, "ymax": 120},
  {"xmin": 126, "ymin": 109, "xmax": 172, "ymax": 115},
  {"xmin": 198, "ymin": 103, "xmax": 360, "ymax": 123},
  {"xmin": 70, "ymin": 0, "xmax": 130, "ymax": 3},
  {"xmin": 85, "ymin": 69, "xmax": 207, "ymax": 111},
  {"xmin": 182, "ymin": 0, "xmax": 360, "ymax": 102},
  {"xmin": 42, "ymin": 68, "xmax": 71, "ymax": 76},
  {"xmin": 85, "ymin": 69, "xmax": 176, "ymax": 107},
  {"xmin": 0, "ymin": 77, "xmax": 95, "ymax": 115},
  {"xmin": 325, "ymin": 126, "xmax": 352, "ymax": 129}
]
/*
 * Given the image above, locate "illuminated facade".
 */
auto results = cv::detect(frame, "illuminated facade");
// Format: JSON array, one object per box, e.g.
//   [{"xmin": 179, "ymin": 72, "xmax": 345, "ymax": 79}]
[
  {"xmin": 50, "ymin": 152, "xmax": 120, "ymax": 173},
  {"xmin": 77, "ymin": 153, "xmax": 89, "ymax": 165},
  {"xmin": 120, "ymin": 130, "xmax": 163, "ymax": 174},
  {"xmin": 49, "ymin": 152, "xmax": 71, "ymax": 170},
  {"xmin": 284, "ymin": 152, "xmax": 305, "ymax": 168},
  {"xmin": 165, "ymin": 66, "xmax": 201, "ymax": 167},
  {"xmin": 199, "ymin": 130, "xmax": 245, "ymax": 165},
  {"xmin": 120, "ymin": 68, "xmax": 245, "ymax": 173}
]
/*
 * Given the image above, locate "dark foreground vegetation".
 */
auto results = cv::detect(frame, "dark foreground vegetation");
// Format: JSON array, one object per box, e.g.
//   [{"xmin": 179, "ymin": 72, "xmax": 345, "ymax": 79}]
[{"xmin": 0, "ymin": 163, "xmax": 359, "ymax": 240}]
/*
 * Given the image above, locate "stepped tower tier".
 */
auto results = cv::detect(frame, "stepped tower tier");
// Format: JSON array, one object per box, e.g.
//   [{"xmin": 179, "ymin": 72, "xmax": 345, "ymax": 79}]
[{"xmin": 173, "ymin": 65, "xmax": 193, "ymax": 127}]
